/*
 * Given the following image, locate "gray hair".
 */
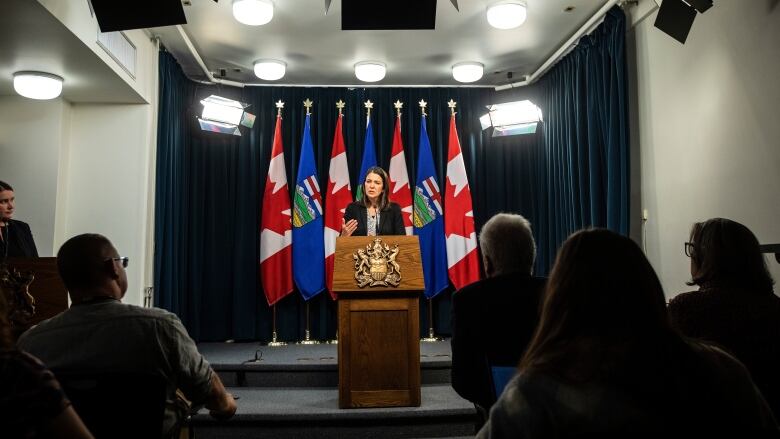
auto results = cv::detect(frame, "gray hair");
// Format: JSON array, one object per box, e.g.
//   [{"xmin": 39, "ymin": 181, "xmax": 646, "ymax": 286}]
[{"xmin": 479, "ymin": 213, "xmax": 536, "ymax": 276}]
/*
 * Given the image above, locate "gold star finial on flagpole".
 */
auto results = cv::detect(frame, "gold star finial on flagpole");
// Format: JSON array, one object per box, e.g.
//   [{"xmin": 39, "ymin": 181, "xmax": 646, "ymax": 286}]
[
  {"xmin": 364, "ymin": 99, "xmax": 374, "ymax": 118},
  {"xmin": 303, "ymin": 98, "xmax": 313, "ymax": 115},
  {"xmin": 275, "ymin": 100, "xmax": 284, "ymax": 117},
  {"xmin": 447, "ymin": 99, "xmax": 457, "ymax": 116},
  {"xmin": 336, "ymin": 99, "xmax": 346, "ymax": 116},
  {"xmin": 394, "ymin": 100, "xmax": 403, "ymax": 117},
  {"xmin": 418, "ymin": 99, "xmax": 428, "ymax": 117}
]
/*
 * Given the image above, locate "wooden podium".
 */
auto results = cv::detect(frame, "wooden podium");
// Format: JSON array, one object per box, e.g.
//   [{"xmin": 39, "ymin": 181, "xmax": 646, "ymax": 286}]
[
  {"xmin": 2, "ymin": 257, "xmax": 68, "ymax": 338},
  {"xmin": 333, "ymin": 236, "xmax": 425, "ymax": 408}
]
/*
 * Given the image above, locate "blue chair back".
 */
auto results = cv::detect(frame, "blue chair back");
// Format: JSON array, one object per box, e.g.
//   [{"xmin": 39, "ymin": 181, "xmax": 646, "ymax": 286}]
[{"xmin": 490, "ymin": 366, "xmax": 517, "ymax": 400}]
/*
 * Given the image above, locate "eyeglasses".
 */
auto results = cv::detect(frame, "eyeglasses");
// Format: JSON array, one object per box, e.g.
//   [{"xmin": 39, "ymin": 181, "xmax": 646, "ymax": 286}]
[
  {"xmin": 108, "ymin": 257, "xmax": 129, "ymax": 268},
  {"xmin": 684, "ymin": 242, "xmax": 695, "ymax": 258}
]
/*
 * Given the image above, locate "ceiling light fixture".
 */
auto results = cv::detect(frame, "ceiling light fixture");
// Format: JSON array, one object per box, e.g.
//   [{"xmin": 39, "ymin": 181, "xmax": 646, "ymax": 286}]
[
  {"xmin": 253, "ymin": 59, "xmax": 286, "ymax": 80},
  {"xmin": 233, "ymin": 0, "xmax": 274, "ymax": 26},
  {"xmin": 452, "ymin": 62, "xmax": 484, "ymax": 83},
  {"xmin": 487, "ymin": 1, "xmax": 527, "ymax": 30},
  {"xmin": 13, "ymin": 71, "xmax": 63, "ymax": 100},
  {"xmin": 354, "ymin": 61, "xmax": 386, "ymax": 83}
]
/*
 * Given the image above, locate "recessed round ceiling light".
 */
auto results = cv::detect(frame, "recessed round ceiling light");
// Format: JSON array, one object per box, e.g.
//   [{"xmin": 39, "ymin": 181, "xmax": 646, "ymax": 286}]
[
  {"xmin": 354, "ymin": 61, "xmax": 386, "ymax": 83},
  {"xmin": 452, "ymin": 62, "xmax": 484, "ymax": 83},
  {"xmin": 253, "ymin": 59, "xmax": 286, "ymax": 80},
  {"xmin": 13, "ymin": 71, "xmax": 63, "ymax": 100},
  {"xmin": 487, "ymin": 1, "xmax": 527, "ymax": 30},
  {"xmin": 233, "ymin": 0, "xmax": 274, "ymax": 26}
]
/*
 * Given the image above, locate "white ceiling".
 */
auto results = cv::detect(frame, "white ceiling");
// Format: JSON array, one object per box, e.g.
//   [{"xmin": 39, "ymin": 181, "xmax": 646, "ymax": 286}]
[
  {"xmin": 0, "ymin": 0, "xmax": 610, "ymax": 104},
  {"xmin": 0, "ymin": 0, "xmax": 145, "ymax": 103},
  {"xmin": 152, "ymin": 0, "xmax": 607, "ymax": 87}
]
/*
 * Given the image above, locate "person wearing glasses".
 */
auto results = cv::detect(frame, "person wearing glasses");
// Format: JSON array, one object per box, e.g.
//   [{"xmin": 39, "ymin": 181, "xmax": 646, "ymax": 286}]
[
  {"xmin": 17, "ymin": 234, "xmax": 237, "ymax": 437},
  {"xmin": 669, "ymin": 218, "xmax": 780, "ymax": 418},
  {"xmin": 477, "ymin": 229, "xmax": 777, "ymax": 437},
  {"xmin": 0, "ymin": 180, "xmax": 39, "ymax": 259},
  {"xmin": 341, "ymin": 166, "xmax": 406, "ymax": 237}
]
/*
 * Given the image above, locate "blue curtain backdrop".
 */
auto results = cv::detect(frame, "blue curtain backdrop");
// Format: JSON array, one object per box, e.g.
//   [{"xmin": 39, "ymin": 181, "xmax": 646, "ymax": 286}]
[{"xmin": 154, "ymin": 7, "xmax": 629, "ymax": 342}]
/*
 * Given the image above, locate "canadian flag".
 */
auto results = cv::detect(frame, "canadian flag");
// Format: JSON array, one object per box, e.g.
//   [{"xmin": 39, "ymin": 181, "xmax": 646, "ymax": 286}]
[
  {"xmin": 324, "ymin": 113, "xmax": 352, "ymax": 297},
  {"xmin": 260, "ymin": 114, "xmax": 294, "ymax": 305},
  {"xmin": 444, "ymin": 112, "xmax": 480, "ymax": 290},
  {"xmin": 388, "ymin": 115, "xmax": 413, "ymax": 235}
]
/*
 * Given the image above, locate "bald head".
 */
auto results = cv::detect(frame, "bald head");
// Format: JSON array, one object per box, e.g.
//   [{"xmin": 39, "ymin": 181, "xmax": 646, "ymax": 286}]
[{"xmin": 57, "ymin": 234, "xmax": 127, "ymax": 301}]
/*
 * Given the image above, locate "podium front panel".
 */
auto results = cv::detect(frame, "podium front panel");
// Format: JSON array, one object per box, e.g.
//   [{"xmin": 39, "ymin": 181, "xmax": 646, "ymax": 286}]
[{"xmin": 338, "ymin": 293, "xmax": 421, "ymax": 408}]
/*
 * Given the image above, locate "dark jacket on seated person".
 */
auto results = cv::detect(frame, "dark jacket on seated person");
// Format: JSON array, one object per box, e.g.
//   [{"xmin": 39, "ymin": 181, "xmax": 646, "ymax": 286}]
[
  {"xmin": 0, "ymin": 219, "xmax": 38, "ymax": 258},
  {"xmin": 669, "ymin": 284, "xmax": 780, "ymax": 418},
  {"xmin": 17, "ymin": 298, "xmax": 213, "ymax": 437},
  {"xmin": 451, "ymin": 273, "xmax": 546, "ymax": 411}
]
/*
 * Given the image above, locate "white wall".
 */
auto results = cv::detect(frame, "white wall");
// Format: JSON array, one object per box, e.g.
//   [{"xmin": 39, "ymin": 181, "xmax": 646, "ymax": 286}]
[
  {"xmin": 60, "ymin": 103, "xmax": 156, "ymax": 306},
  {"xmin": 0, "ymin": 96, "xmax": 70, "ymax": 257},
  {"xmin": 630, "ymin": 1, "xmax": 780, "ymax": 298},
  {"xmin": 0, "ymin": 10, "xmax": 159, "ymax": 306}
]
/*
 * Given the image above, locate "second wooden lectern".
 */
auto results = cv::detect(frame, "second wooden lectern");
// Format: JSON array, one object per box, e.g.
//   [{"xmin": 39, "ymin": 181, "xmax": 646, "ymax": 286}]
[{"xmin": 333, "ymin": 236, "xmax": 425, "ymax": 409}]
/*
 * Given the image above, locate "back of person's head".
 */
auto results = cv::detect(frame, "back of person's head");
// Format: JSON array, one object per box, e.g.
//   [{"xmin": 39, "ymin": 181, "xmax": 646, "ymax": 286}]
[
  {"xmin": 0, "ymin": 181, "xmax": 12, "ymax": 192},
  {"xmin": 57, "ymin": 234, "xmax": 116, "ymax": 294},
  {"xmin": 361, "ymin": 166, "xmax": 391, "ymax": 210},
  {"xmin": 688, "ymin": 218, "xmax": 774, "ymax": 294},
  {"xmin": 520, "ymin": 229, "xmax": 670, "ymax": 380},
  {"xmin": 479, "ymin": 213, "xmax": 536, "ymax": 276}
]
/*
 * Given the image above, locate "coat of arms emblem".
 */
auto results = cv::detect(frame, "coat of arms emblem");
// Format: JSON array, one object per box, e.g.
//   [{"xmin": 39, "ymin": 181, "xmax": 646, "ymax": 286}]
[{"xmin": 353, "ymin": 238, "xmax": 402, "ymax": 288}]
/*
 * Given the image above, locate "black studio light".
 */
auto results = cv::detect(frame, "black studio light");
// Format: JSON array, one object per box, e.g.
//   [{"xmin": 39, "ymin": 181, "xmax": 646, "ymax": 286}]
[{"xmin": 654, "ymin": 0, "xmax": 714, "ymax": 44}]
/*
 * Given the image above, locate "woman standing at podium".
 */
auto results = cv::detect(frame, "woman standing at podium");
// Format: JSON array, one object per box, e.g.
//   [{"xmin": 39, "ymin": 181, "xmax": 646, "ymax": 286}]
[
  {"xmin": 0, "ymin": 181, "xmax": 38, "ymax": 259},
  {"xmin": 341, "ymin": 167, "xmax": 405, "ymax": 237}
]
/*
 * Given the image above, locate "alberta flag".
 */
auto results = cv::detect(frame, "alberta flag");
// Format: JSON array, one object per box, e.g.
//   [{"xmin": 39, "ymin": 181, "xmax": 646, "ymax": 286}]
[
  {"xmin": 292, "ymin": 113, "xmax": 325, "ymax": 300},
  {"xmin": 414, "ymin": 114, "xmax": 449, "ymax": 298},
  {"xmin": 355, "ymin": 112, "xmax": 377, "ymax": 201}
]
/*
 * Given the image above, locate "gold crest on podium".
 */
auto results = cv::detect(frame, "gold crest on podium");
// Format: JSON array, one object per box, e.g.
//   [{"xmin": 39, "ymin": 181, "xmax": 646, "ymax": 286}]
[{"xmin": 353, "ymin": 238, "xmax": 402, "ymax": 288}]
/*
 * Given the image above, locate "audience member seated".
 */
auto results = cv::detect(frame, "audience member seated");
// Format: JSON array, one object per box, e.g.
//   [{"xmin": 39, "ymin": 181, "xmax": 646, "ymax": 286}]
[
  {"xmin": 17, "ymin": 234, "xmax": 237, "ymax": 438},
  {"xmin": 669, "ymin": 218, "xmax": 780, "ymax": 417},
  {"xmin": 0, "ymin": 282, "xmax": 94, "ymax": 438},
  {"xmin": 478, "ymin": 229, "xmax": 778, "ymax": 438},
  {"xmin": 451, "ymin": 213, "xmax": 546, "ymax": 427}
]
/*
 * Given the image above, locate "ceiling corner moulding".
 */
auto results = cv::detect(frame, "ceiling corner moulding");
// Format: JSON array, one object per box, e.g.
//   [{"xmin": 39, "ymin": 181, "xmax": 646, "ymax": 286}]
[
  {"xmin": 13, "ymin": 71, "xmax": 64, "ymax": 100},
  {"xmin": 495, "ymin": 0, "xmax": 620, "ymax": 90}
]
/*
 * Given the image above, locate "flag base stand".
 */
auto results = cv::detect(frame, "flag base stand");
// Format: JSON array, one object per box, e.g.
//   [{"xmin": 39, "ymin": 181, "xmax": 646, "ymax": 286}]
[
  {"xmin": 266, "ymin": 306, "xmax": 287, "ymax": 346},
  {"xmin": 420, "ymin": 298, "xmax": 443, "ymax": 342},
  {"xmin": 326, "ymin": 330, "xmax": 339, "ymax": 345},
  {"xmin": 298, "ymin": 329, "xmax": 321, "ymax": 345},
  {"xmin": 266, "ymin": 331, "xmax": 287, "ymax": 347},
  {"xmin": 421, "ymin": 327, "xmax": 443, "ymax": 343}
]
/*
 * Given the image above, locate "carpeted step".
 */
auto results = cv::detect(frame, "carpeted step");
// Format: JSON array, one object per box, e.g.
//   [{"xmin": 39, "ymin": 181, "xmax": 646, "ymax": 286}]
[
  {"xmin": 200, "ymin": 340, "xmax": 454, "ymax": 387},
  {"xmin": 190, "ymin": 384, "xmax": 476, "ymax": 439}
]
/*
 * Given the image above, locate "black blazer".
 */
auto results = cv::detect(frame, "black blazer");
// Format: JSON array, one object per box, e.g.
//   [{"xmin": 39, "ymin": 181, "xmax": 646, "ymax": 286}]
[
  {"xmin": 1, "ymin": 220, "xmax": 39, "ymax": 258},
  {"xmin": 450, "ymin": 273, "xmax": 546, "ymax": 412},
  {"xmin": 343, "ymin": 202, "xmax": 405, "ymax": 236}
]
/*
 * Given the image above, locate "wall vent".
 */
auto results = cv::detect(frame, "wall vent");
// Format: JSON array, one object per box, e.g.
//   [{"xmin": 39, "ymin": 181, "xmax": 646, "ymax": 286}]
[{"xmin": 97, "ymin": 31, "xmax": 137, "ymax": 78}]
